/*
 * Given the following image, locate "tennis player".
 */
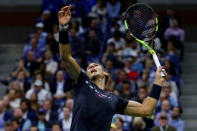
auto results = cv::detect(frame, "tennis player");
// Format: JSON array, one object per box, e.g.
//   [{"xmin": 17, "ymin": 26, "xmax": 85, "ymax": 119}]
[{"xmin": 58, "ymin": 5, "xmax": 165, "ymax": 131}]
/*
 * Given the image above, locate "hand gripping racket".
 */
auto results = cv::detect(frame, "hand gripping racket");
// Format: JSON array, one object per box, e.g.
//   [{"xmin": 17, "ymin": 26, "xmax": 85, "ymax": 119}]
[{"xmin": 124, "ymin": 3, "xmax": 166, "ymax": 77}]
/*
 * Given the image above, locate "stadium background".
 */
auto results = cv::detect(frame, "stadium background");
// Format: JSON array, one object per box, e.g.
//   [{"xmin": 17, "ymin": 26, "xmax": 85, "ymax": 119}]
[{"xmin": 0, "ymin": 0, "xmax": 196, "ymax": 130}]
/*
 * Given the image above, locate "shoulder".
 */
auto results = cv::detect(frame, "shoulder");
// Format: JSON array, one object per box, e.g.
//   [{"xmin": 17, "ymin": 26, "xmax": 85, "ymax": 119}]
[
  {"xmin": 26, "ymin": 89, "xmax": 33, "ymax": 94},
  {"xmin": 151, "ymin": 126, "xmax": 160, "ymax": 131},
  {"xmin": 168, "ymin": 125, "xmax": 176, "ymax": 130}
]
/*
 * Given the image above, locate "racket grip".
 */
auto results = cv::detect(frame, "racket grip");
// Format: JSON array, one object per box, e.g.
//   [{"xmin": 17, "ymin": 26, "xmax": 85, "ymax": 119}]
[{"xmin": 152, "ymin": 54, "xmax": 167, "ymax": 77}]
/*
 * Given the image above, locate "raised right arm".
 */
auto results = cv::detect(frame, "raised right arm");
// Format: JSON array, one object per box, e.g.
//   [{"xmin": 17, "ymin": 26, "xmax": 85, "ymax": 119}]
[{"xmin": 58, "ymin": 5, "xmax": 80, "ymax": 81}]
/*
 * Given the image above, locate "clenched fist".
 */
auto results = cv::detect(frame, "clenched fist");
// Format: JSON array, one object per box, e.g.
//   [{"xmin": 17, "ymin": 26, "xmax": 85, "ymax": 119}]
[{"xmin": 154, "ymin": 67, "xmax": 166, "ymax": 86}]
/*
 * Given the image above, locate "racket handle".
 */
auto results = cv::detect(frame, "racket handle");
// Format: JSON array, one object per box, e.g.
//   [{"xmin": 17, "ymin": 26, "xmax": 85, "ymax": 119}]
[{"xmin": 152, "ymin": 54, "xmax": 167, "ymax": 77}]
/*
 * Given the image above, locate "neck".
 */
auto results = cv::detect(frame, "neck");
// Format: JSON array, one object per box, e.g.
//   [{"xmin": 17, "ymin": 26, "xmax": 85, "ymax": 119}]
[
  {"xmin": 64, "ymin": 116, "xmax": 70, "ymax": 121},
  {"xmin": 172, "ymin": 116, "xmax": 178, "ymax": 120},
  {"xmin": 92, "ymin": 77, "xmax": 106, "ymax": 90}
]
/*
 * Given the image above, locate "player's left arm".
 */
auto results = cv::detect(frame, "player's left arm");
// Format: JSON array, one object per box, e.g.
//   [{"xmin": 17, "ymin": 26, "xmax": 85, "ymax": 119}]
[{"xmin": 124, "ymin": 67, "xmax": 165, "ymax": 116}]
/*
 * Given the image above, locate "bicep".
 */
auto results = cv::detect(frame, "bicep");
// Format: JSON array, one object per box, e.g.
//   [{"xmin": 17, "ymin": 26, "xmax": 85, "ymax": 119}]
[
  {"xmin": 59, "ymin": 44, "xmax": 81, "ymax": 81},
  {"xmin": 124, "ymin": 100, "xmax": 145, "ymax": 116},
  {"xmin": 62, "ymin": 56, "xmax": 81, "ymax": 81},
  {"xmin": 124, "ymin": 97, "xmax": 157, "ymax": 116}
]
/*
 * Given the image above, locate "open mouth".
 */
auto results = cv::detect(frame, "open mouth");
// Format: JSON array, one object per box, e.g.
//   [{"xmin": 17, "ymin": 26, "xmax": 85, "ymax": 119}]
[{"xmin": 91, "ymin": 69, "xmax": 97, "ymax": 74}]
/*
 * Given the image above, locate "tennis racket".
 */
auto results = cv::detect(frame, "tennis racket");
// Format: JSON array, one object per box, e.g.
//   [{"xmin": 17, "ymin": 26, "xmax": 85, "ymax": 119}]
[{"xmin": 124, "ymin": 3, "xmax": 166, "ymax": 77}]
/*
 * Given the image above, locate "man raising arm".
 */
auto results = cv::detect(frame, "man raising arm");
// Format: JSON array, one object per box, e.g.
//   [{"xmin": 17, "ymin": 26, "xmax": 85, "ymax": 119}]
[
  {"xmin": 58, "ymin": 5, "xmax": 80, "ymax": 81},
  {"xmin": 58, "ymin": 5, "xmax": 165, "ymax": 131}
]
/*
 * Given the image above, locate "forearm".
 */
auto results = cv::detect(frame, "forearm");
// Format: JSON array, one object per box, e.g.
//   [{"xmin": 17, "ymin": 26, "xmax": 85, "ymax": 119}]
[
  {"xmin": 124, "ymin": 84, "xmax": 162, "ymax": 116},
  {"xmin": 12, "ymin": 68, "xmax": 20, "ymax": 77},
  {"xmin": 59, "ymin": 27, "xmax": 80, "ymax": 80},
  {"xmin": 22, "ymin": 67, "xmax": 30, "ymax": 77}
]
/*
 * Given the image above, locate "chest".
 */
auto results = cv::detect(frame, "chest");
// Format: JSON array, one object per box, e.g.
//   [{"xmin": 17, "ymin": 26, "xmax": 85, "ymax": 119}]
[{"xmin": 75, "ymin": 82, "xmax": 117, "ymax": 116}]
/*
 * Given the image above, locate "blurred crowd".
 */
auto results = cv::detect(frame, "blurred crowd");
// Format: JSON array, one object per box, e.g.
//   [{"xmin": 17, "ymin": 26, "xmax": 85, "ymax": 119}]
[{"xmin": 0, "ymin": 0, "xmax": 185, "ymax": 131}]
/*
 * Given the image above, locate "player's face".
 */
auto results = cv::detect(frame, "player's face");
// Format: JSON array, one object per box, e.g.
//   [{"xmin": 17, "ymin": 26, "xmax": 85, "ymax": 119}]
[{"xmin": 86, "ymin": 63, "xmax": 104, "ymax": 79}]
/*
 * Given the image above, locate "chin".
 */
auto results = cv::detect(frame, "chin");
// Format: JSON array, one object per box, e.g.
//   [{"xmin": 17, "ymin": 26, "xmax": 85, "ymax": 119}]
[{"xmin": 91, "ymin": 74, "xmax": 99, "ymax": 80}]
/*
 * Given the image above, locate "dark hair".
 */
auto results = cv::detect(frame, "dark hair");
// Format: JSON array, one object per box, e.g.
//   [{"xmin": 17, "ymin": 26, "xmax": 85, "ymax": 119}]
[
  {"xmin": 52, "ymin": 122, "xmax": 62, "ymax": 129},
  {"xmin": 122, "ymin": 79, "xmax": 131, "ymax": 86},
  {"xmin": 115, "ymin": 116, "xmax": 124, "ymax": 124},
  {"xmin": 174, "ymin": 106, "xmax": 183, "ymax": 114},
  {"xmin": 114, "ymin": 31, "xmax": 122, "ymax": 38},
  {"xmin": 20, "ymin": 99, "xmax": 30, "ymax": 109}
]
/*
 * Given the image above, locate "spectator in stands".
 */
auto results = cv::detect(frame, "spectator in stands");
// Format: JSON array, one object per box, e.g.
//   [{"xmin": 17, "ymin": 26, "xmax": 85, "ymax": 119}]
[
  {"xmin": 36, "ymin": 10, "xmax": 53, "ymax": 32},
  {"xmin": 69, "ymin": 28, "xmax": 84, "ymax": 56},
  {"xmin": 122, "ymin": 39, "xmax": 139, "ymax": 61},
  {"xmin": 162, "ymin": 85, "xmax": 178, "ymax": 107},
  {"xmin": 114, "ymin": 116, "xmax": 124, "ymax": 131},
  {"xmin": 135, "ymin": 87, "xmax": 147, "ymax": 103},
  {"xmin": 106, "ymin": 0, "xmax": 121, "ymax": 19},
  {"xmin": 8, "ymin": 88, "xmax": 21, "ymax": 109},
  {"xmin": 43, "ymin": 50, "xmax": 58, "ymax": 76},
  {"xmin": 0, "ymin": 100, "xmax": 13, "ymax": 129},
  {"xmin": 32, "ymin": 72, "xmax": 50, "ymax": 91},
  {"xmin": 11, "ymin": 119, "xmax": 20, "ymax": 131},
  {"xmin": 107, "ymin": 31, "xmax": 125, "ymax": 52},
  {"xmin": 24, "ymin": 51, "xmax": 40, "ymax": 77},
  {"xmin": 29, "ymin": 93, "xmax": 40, "ymax": 113},
  {"xmin": 13, "ymin": 71, "xmax": 30, "ymax": 93},
  {"xmin": 34, "ymin": 22, "xmax": 48, "ymax": 52},
  {"xmin": 105, "ymin": 60, "xmax": 117, "ymax": 78},
  {"xmin": 164, "ymin": 18, "xmax": 184, "ymax": 60},
  {"xmin": 52, "ymin": 123, "xmax": 62, "ymax": 131},
  {"xmin": 46, "ymin": 32, "xmax": 59, "ymax": 58},
  {"xmin": 11, "ymin": 59, "xmax": 30, "ymax": 80},
  {"xmin": 20, "ymin": 99, "xmax": 38, "ymax": 125},
  {"xmin": 112, "ymin": 113, "xmax": 133, "ymax": 131},
  {"xmin": 102, "ymin": 42, "xmax": 123, "ymax": 68},
  {"xmin": 26, "ymin": 80, "xmax": 51, "ymax": 105},
  {"xmin": 138, "ymin": 70, "xmax": 150, "ymax": 88},
  {"xmin": 30, "ymin": 126, "xmax": 38, "ymax": 131},
  {"xmin": 131, "ymin": 117, "xmax": 147, "ymax": 131},
  {"xmin": 61, "ymin": 106, "xmax": 72, "ymax": 130},
  {"xmin": 36, "ymin": 108, "xmax": 51, "ymax": 130},
  {"xmin": 89, "ymin": 19, "xmax": 103, "ymax": 38},
  {"xmin": 162, "ymin": 7, "xmax": 182, "ymax": 32},
  {"xmin": 13, "ymin": 108, "xmax": 32, "ymax": 131},
  {"xmin": 42, "ymin": 100, "xmax": 58, "ymax": 123},
  {"xmin": 155, "ymin": 100, "xmax": 172, "ymax": 126},
  {"xmin": 4, "ymin": 122, "xmax": 13, "ymax": 131},
  {"xmin": 9, "ymin": 81, "xmax": 24, "ymax": 96},
  {"xmin": 117, "ymin": 14, "xmax": 127, "ymax": 34},
  {"xmin": 68, "ymin": 0, "xmax": 86, "ymax": 19},
  {"xmin": 88, "ymin": 0, "xmax": 107, "ymax": 25},
  {"xmin": 166, "ymin": 41, "xmax": 181, "ymax": 73},
  {"xmin": 42, "ymin": 0, "xmax": 64, "ymax": 13},
  {"xmin": 169, "ymin": 106, "xmax": 184, "ymax": 131},
  {"xmin": 118, "ymin": 79, "xmax": 136, "ymax": 100},
  {"xmin": 71, "ymin": 20, "xmax": 84, "ymax": 37},
  {"xmin": 24, "ymin": 36, "xmax": 44, "ymax": 61},
  {"xmin": 124, "ymin": 60, "xmax": 138, "ymax": 82},
  {"xmin": 144, "ymin": 58, "xmax": 155, "ymax": 84},
  {"xmin": 84, "ymin": 30, "xmax": 101, "ymax": 56},
  {"xmin": 50, "ymin": 70, "xmax": 66, "ymax": 106},
  {"xmin": 152, "ymin": 112, "xmax": 176, "ymax": 131},
  {"xmin": 58, "ymin": 98, "xmax": 74, "ymax": 120},
  {"xmin": 2, "ymin": 96, "xmax": 11, "ymax": 111},
  {"xmin": 163, "ymin": 81, "xmax": 178, "ymax": 103}
]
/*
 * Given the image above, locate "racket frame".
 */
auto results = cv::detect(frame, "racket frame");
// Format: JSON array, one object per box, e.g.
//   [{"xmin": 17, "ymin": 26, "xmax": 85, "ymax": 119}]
[{"xmin": 124, "ymin": 5, "xmax": 166, "ymax": 77}]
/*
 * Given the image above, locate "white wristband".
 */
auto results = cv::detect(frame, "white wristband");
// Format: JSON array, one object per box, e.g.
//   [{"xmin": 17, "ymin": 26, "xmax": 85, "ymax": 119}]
[{"xmin": 59, "ymin": 25, "xmax": 69, "ymax": 31}]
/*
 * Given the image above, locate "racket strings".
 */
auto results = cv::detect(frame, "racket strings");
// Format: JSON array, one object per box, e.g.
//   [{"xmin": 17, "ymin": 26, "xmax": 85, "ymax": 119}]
[{"xmin": 125, "ymin": 4, "xmax": 156, "ymax": 41}]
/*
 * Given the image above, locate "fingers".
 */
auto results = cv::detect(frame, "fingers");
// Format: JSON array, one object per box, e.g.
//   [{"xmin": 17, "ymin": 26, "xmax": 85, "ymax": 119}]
[
  {"xmin": 61, "ymin": 4, "xmax": 72, "ymax": 12},
  {"xmin": 58, "ymin": 11, "xmax": 64, "ymax": 18},
  {"xmin": 157, "ymin": 66, "xmax": 163, "ymax": 72}
]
